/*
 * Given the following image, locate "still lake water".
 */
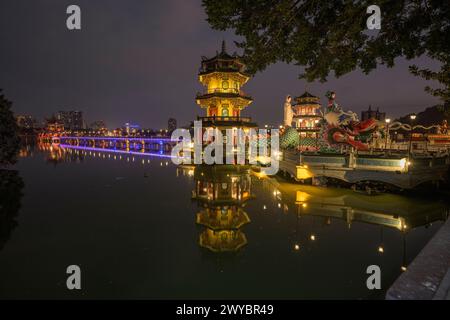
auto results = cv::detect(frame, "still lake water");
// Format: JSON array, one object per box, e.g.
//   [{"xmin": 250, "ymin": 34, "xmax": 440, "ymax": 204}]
[{"xmin": 0, "ymin": 143, "xmax": 448, "ymax": 299}]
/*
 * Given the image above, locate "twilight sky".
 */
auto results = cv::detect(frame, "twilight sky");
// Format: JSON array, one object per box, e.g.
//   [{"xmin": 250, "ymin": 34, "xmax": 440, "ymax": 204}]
[{"xmin": 0, "ymin": 0, "xmax": 442, "ymax": 129}]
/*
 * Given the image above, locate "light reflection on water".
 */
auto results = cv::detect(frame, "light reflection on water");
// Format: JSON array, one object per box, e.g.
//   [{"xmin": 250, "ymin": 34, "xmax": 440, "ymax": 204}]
[{"xmin": 0, "ymin": 142, "xmax": 448, "ymax": 299}]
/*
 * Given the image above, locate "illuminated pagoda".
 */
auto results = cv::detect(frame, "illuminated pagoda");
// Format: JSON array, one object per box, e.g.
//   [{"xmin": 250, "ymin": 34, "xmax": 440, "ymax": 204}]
[
  {"xmin": 196, "ymin": 41, "xmax": 257, "ymax": 134},
  {"xmin": 192, "ymin": 165, "xmax": 252, "ymax": 252},
  {"xmin": 292, "ymin": 91, "xmax": 322, "ymax": 150}
]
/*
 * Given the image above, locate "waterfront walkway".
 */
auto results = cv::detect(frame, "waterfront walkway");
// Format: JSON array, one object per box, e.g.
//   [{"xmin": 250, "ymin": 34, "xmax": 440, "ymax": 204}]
[{"xmin": 386, "ymin": 218, "xmax": 450, "ymax": 300}]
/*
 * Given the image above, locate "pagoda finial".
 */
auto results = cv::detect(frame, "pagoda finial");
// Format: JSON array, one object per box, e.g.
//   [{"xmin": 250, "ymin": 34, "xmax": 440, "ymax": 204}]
[{"xmin": 221, "ymin": 40, "xmax": 226, "ymax": 54}]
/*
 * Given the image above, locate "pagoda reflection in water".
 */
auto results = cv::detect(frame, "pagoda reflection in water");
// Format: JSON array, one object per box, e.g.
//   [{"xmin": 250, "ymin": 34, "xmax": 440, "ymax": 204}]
[{"xmin": 190, "ymin": 164, "xmax": 253, "ymax": 253}]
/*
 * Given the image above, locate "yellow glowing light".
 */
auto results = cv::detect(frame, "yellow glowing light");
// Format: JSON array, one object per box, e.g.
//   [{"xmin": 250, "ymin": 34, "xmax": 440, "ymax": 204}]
[
  {"xmin": 263, "ymin": 205, "xmax": 267, "ymax": 210},
  {"xmin": 378, "ymin": 246, "xmax": 384, "ymax": 253},
  {"xmin": 253, "ymin": 171, "xmax": 267, "ymax": 179},
  {"xmin": 296, "ymin": 191, "xmax": 311, "ymax": 203},
  {"xmin": 399, "ymin": 158, "xmax": 407, "ymax": 169},
  {"xmin": 296, "ymin": 166, "xmax": 313, "ymax": 180},
  {"xmin": 310, "ymin": 235, "xmax": 316, "ymax": 241},
  {"xmin": 401, "ymin": 266, "xmax": 407, "ymax": 272},
  {"xmin": 302, "ymin": 203, "xmax": 307, "ymax": 208},
  {"xmin": 278, "ymin": 203, "xmax": 281, "ymax": 208},
  {"xmin": 294, "ymin": 244, "xmax": 300, "ymax": 251}
]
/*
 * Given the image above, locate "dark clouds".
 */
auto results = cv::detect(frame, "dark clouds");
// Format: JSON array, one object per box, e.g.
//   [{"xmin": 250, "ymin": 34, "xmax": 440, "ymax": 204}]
[{"xmin": 0, "ymin": 0, "xmax": 442, "ymax": 128}]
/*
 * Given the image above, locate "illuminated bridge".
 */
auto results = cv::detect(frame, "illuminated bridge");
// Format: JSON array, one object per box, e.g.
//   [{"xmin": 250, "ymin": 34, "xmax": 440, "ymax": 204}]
[{"xmin": 55, "ymin": 136, "xmax": 179, "ymax": 153}]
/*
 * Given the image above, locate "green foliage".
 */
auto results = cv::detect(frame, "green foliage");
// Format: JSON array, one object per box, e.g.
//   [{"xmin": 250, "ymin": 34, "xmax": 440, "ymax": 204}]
[
  {"xmin": 409, "ymin": 53, "xmax": 450, "ymax": 114},
  {"xmin": 0, "ymin": 90, "xmax": 20, "ymax": 166},
  {"xmin": 203, "ymin": 0, "xmax": 449, "ymax": 104}
]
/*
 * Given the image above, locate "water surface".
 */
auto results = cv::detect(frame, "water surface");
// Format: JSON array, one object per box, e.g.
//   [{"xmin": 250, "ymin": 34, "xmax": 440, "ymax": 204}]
[{"xmin": 0, "ymin": 144, "xmax": 448, "ymax": 299}]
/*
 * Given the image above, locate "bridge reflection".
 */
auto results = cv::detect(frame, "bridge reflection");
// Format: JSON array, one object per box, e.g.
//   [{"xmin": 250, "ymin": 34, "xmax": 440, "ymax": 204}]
[{"xmin": 57, "ymin": 136, "xmax": 177, "ymax": 153}]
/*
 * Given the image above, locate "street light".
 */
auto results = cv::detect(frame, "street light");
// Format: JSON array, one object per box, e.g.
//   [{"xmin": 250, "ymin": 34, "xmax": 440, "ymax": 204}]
[
  {"xmin": 408, "ymin": 114, "xmax": 416, "ymax": 161},
  {"xmin": 385, "ymin": 118, "xmax": 391, "ymax": 153}
]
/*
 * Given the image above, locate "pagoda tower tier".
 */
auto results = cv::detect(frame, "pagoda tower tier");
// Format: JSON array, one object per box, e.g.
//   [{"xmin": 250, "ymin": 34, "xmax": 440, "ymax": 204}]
[
  {"xmin": 192, "ymin": 165, "xmax": 252, "ymax": 253},
  {"xmin": 290, "ymin": 91, "xmax": 323, "ymax": 151},
  {"xmin": 292, "ymin": 91, "xmax": 322, "ymax": 130},
  {"xmin": 195, "ymin": 41, "xmax": 257, "ymax": 129}
]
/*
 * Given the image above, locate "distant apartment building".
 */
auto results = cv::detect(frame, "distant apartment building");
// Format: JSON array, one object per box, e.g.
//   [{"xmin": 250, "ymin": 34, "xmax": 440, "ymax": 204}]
[
  {"xmin": 56, "ymin": 111, "xmax": 84, "ymax": 130},
  {"xmin": 361, "ymin": 105, "xmax": 386, "ymax": 122},
  {"xmin": 16, "ymin": 115, "xmax": 36, "ymax": 129},
  {"xmin": 168, "ymin": 118, "xmax": 177, "ymax": 133},
  {"xmin": 123, "ymin": 122, "xmax": 140, "ymax": 135},
  {"xmin": 90, "ymin": 120, "xmax": 107, "ymax": 130}
]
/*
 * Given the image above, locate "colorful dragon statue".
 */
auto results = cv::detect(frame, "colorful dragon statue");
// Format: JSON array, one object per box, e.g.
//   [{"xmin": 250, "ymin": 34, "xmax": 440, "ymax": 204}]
[
  {"xmin": 322, "ymin": 91, "xmax": 379, "ymax": 151},
  {"xmin": 280, "ymin": 91, "xmax": 382, "ymax": 151}
]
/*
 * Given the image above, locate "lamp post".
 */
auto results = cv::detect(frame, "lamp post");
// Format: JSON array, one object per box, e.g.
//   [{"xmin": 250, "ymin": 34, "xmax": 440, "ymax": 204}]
[
  {"xmin": 385, "ymin": 118, "xmax": 391, "ymax": 154},
  {"xmin": 408, "ymin": 114, "xmax": 416, "ymax": 160}
]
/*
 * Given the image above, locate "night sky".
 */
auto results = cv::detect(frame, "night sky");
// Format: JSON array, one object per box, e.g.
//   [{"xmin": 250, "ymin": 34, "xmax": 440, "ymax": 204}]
[{"xmin": 0, "ymin": 0, "xmax": 442, "ymax": 129}]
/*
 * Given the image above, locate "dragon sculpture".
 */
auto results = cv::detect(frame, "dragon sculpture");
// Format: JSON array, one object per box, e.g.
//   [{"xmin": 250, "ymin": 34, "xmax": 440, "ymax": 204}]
[
  {"xmin": 280, "ymin": 91, "xmax": 382, "ymax": 151},
  {"xmin": 322, "ymin": 91, "xmax": 380, "ymax": 151}
]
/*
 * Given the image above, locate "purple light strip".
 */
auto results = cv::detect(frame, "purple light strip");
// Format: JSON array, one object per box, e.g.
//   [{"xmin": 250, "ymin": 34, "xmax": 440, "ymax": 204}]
[
  {"xmin": 59, "ymin": 144, "xmax": 176, "ymax": 159},
  {"xmin": 59, "ymin": 136, "xmax": 177, "ymax": 142}
]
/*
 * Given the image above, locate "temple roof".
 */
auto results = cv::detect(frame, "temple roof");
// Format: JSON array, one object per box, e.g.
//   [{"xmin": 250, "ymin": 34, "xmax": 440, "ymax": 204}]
[
  {"xmin": 202, "ymin": 41, "xmax": 237, "ymax": 62},
  {"xmin": 293, "ymin": 91, "xmax": 321, "ymax": 107},
  {"xmin": 199, "ymin": 41, "xmax": 247, "ymax": 74},
  {"xmin": 298, "ymin": 91, "xmax": 318, "ymax": 99}
]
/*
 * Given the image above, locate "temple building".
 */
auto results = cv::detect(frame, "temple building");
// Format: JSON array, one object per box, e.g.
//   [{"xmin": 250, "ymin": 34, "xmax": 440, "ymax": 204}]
[
  {"xmin": 191, "ymin": 165, "xmax": 252, "ymax": 252},
  {"xmin": 195, "ymin": 41, "xmax": 257, "ymax": 134},
  {"xmin": 292, "ymin": 91, "xmax": 322, "ymax": 150}
]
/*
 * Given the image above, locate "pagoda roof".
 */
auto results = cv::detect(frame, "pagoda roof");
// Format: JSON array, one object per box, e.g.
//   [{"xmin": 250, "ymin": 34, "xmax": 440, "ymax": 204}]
[
  {"xmin": 293, "ymin": 91, "xmax": 321, "ymax": 107},
  {"xmin": 202, "ymin": 41, "xmax": 239, "ymax": 62},
  {"xmin": 198, "ymin": 70, "xmax": 250, "ymax": 78},
  {"xmin": 298, "ymin": 91, "xmax": 317, "ymax": 99},
  {"xmin": 199, "ymin": 229, "xmax": 247, "ymax": 252},
  {"xmin": 196, "ymin": 91, "xmax": 252, "ymax": 101},
  {"xmin": 196, "ymin": 208, "xmax": 251, "ymax": 230},
  {"xmin": 199, "ymin": 41, "xmax": 247, "ymax": 74}
]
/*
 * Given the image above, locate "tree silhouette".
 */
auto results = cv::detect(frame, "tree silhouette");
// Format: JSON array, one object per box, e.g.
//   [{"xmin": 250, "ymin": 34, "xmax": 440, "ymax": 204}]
[
  {"xmin": 203, "ymin": 1, "xmax": 449, "ymax": 108},
  {"xmin": 0, "ymin": 170, "xmax": 24, "ymax": 252},
  {"xmin": 0, "ymin": 90, "xmax": 20, "ymax": 167}
]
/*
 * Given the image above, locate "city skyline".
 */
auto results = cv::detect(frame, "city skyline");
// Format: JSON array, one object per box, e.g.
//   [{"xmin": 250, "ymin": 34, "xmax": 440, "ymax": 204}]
[{"xmin": 0, "ymin": 0, "xmax": 443, "ymax": 129}]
